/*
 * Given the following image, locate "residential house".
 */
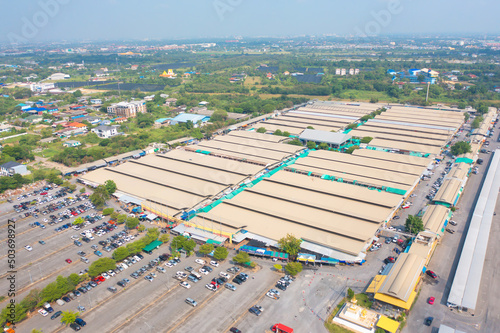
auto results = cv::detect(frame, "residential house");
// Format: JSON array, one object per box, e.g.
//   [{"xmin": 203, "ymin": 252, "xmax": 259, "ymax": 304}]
[
  {"xmin": 144, "ymin": 95, "xmax": 155, "ymax": 101},
  {"xmin": 0, "ymin": 161, "xmax": 29, "ymax": 176},
  {"xmin": 81, "ymin": 116, "xmax": 101, "ymax": 125},
  {"xmin": 40, "ymin": 137, "xmax": 57, "ymax": 144},
  {"xmin": 90, "ymin": 99, "xmax": 102, "ymax": 105},
  {"xmin": 66, "ymin": 122, "xmax": 88, "ymax": 131},
  {"xmin": 154, "ymin": 118, "xmax": 171, "ymax": 128},
  {"xmin": 92, "ymin": 125, "xmax": 119, "ymax": 139},
  {"xmin": 25, "ymin": 115, "xmax": 43, "ymax": 124},
  {"xmin": 47, "ymin": 73, "xmax": 70, "ymax": 80},
  {"xmin": 164, "ymin": 98, "xmax": 177, "ymax": 106},
  {"xmin": 63, "ymin": 140, "xmax": 81, "ymax": 147},
  {"xmin": 107, "ymin": 100, "xmax": 146, "ymax": 118},
  {"xmin": 0, "ymin": 124, "xmax": 13, "ymax": 133},
  {"xmin": 113, "ymin": 117, "xmax": 127, "ymax": 124}
]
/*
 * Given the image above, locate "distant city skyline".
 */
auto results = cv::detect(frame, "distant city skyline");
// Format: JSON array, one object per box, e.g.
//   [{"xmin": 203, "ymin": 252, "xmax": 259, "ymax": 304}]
[{"xmin": 1, "ymin": 0, "xmax": 500, "ymax": 44}]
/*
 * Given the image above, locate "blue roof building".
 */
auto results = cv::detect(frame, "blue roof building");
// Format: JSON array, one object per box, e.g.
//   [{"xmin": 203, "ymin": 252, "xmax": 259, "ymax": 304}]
[{"xmin": 170, "ymin": 113, "xmax": 210, "ymax": 127}]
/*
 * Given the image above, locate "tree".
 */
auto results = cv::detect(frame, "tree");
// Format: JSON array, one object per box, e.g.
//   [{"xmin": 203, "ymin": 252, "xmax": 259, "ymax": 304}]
[
  {"xmin": 306, "ymin": 126, "xmax": 314, "ymax": 129},
  {"xmin": 233, "ymin": 252, "xmax": 251, "ymax": 265},
  {"xmin": 69, "ymin": 184, "xmax": 77, "ymax": 191},
  {"xmin": 282, "ymin": 131, "xmax": 290, "ymax": 137},
  {"xmin": 60, "ymin": 310, "xmax": 78, "ymax": 325},
  {"xmin": 273, "ymin": 129, "xmax": 283, "ymax": 136},
  {"xmin": 306, "ymin": 141, "xmax": 316, "ymax": 150},
  {"xmin": 183, "ymin": 239, "xmax": 197, "ymax": 253},
  {"xmin": 345, "ymin": 145, "xmax": 359, "ymax": 154},
  {"xmin": 471, "ymin": 116, "xmax": 482, "ymax": 129},
  {"xmin": 116, "ymin": 214, "xmax": 127, "ymax": 224},
  {"xmin": 31, "ymin": 329, "xmax": 43, "ymax": 333},
  {"xmin": 346, "ymin": 123, "xmax": 357, "ymax": 130},
  {"xmin": 450, "ymin": 141, "xmax": 471, "ymax": 156},
  {"xmin": 104, "ymin": 180, "xmax": 117, "ymax": 194},
  {"xmin": 256, "ymin": 127, "xmax": 267, "ymax": 133},
  {"xmin": 360, "ymin": 137, "xmax": 373, "ymax": 144},
  {"xmin": 288, "ymin": 139, "xmax": 303, "ymax": 146},
  {"xmin": 284, "ymin": 262, "xmax": 303, "ymax": 276},
  {"xmin": 199, "ymin": 244, "xmax": 214, "ymax": 257},
  {"xmin": 137, "ymin": 224, "xmax": 146, "ymax": 232},
  {"xmin": 318, "ymin": 142, "xmax": 329, "ymax": 150},
  {"xmin": 89, "ymin": 185, "xmax": 109, "ymax": 209},
  {"xmin": 171, "ymin": 235, "xmax": 187, "ymax": 251},
  {"xmin": 88, "ymin": 258, "xmax": 116, "ymax": 277},
  {"xmin": 347, "ymin": 288, "xmax": 355, "ymax": 299},
  {"xmin": 79, "ymin": 188, "xmax": 85, "ymax": 193},
  {"xmin": 278, "ymin": 234, "xmax": 302, "ymax": 258},
  {"xmin": 273, "ymin": 264, "xmax": 283, "ymax": 271},
  {"xmin": 125, "ymin": 217, "xmax": 140, "ymax": 230},
  {"xmin": 67, "ymin": 273, "xmax": 80, "ymax": 288},
  {"xmin": 405, "ymin": 215, "xmax": 424, "ymax": 234},
  {"xmin": 458, "ymin": 102, "xmax": 467, "ymax": 110},
  {"xmin": 110, "ymin": 211, "xmax": 119, "ymax": 220},
  {"xmin": 73, "ymin": 90, "xmax": 83, "ymax": 98},
  {"xmin": 159, "ymin": 234, "xmax": 170, "ymax": 243},
  {"xmin": 112, "ymin": 247, "xmax": 130, "ymax": 261},
  {"xmin": 72, "ymin": 217, "xmax": 84, "ymax": 225},
  {"xmin": 213, "ymin": 247, "xmax": 229, "ymax": 261},
  {"xmin": 103, "ymin": 208, "xmax": 114, "ymax": 216},
  {"xmin": 464, "ymin": 112, "xmax": 470, "ymax": 122}
]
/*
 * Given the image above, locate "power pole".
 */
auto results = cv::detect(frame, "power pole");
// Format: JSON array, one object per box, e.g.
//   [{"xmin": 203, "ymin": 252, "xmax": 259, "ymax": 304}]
[{"xmin": 425, "ymin": 82, "xmax": 430, "ymax": 103}]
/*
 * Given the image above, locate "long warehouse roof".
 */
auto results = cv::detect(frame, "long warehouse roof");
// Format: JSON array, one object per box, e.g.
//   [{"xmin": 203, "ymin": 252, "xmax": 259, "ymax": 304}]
[
  {"xmin": 350, "ymin": 129, "xmax": 445, "ymax": 147},
  {"xmin": 263, "ymin": 119, "xmax": 339, "ymax": 132},
  {"xmin": 290, "ymin": 109, "xmax": 360, "ymax": 121},
  {"xmin": 284, "ymin": 112, "xmax": 354, "ymax": 125},
  {"xmin": 369, "ymin": 138, "xmax": 443, "ymax": 155},
  {"xmin": 253, "ymin": 123, "xmax": 305, "ymax": 136},
  {"xmin": 385, "ymin": 107, "xmax": 466, "ymax": 120},
  {"xmin": 227, "ymin": 130, "xmax": 284, "ymax": 143},
  {"xmin": 375, "ymin": 114, "xmax": 461, "ymax": 128},
  {"xmin": 270, "ymin": 116, "xmax": 350, "ymax": 129},
  {"xmin": 196, "ymin": 140, "xmax": 287, "ymax": 162},
  {"xmin": 446, "ymin": 163, "xmax": 469, "ymax": 182},
  {"xmin": 422, "ymin": 204, "xmax": 450, "ymax": 235},
  {"xmin": 378, "ymin": 253, "xmax": 426, "ymax": 302},
  {"xmin": 433, "ymin": 178, "xmax": 463, "ymax": 205},
  {"xmin": 363, "ymin": 120, "xmax": 452, "ymax": 136},
  {"xmin": 214, "ymin": 135, "xmax": 303, "ymax": 154},
  {"xmin": 267, "ymin": 171, "xmax": 402, "ymax": 208},
  {"xmin": 80, "ymin": 169, "xmax": 201, "ymax": 211},
  {"xmin": 353, "ymin": 149, "xmax": 431, "ymax": 167},
  {"xmin": 353, "ymin": 123, "xmax": 451, "ymax": 141},
  {"xmin": 295, "ymin": 156, "xmax": 418, "ymax": 186},
  {"xmin": 308, "ymin": 150, "xmax": 424, "ymax": 176}
]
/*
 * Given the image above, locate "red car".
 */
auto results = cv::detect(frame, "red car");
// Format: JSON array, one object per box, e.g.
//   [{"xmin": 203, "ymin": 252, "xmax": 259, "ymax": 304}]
[
  {"xmin": 426, "ymin": 270, "xmax": 438, "ymax": 279},
  {"xmin": 71, "ymin": 212, "xmax": 78, "ymax": 216},
  {"xmin": 428, "ymin": 297, "xmax": 435, "ymax": 305},
  {"xmin": 65, "ymin": 259, "xmax": 72, "ymax": 264},
  {"xmin": 97, "ymin": 276, "xmax": 105, "ymax": 282},
  {"xmin": 40, "ymin": 192, "xmax": 48, "ymax": 195}
]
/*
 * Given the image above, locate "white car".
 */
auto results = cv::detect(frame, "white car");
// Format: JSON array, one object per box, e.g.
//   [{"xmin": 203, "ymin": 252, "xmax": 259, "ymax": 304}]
[
  {"xmin": 266, "ymin": 292, "xmax": 280, "ymax": 300},
  {"xmin": 25, "ymin": 245, "xmax": 33, "ymax": 251},
  {"xmin": 219, "ymin": 272, "xmax": 230, "ymax": 279},
  {"xmin": 195, "ymin": 259, "xmax": 205, "ymax": 265},
  {"xmin": 107, "ymin": 270, "xmax": 116, "ymax": 277},
  {"xmin": 101, "ymin": 272, "xmax": 110, "ymax": 279},
  {"xmin": 176, "ymin": 271, "xmax": 186, "ymax": 277},
  {"xmin": 199, "ymin": 268, "xmax": 209, "ymax": 275},
  {"xmin": 180, "ymin": 281, "xmax": 191, "ymax": 289},
  {"xmin": 165, "ymin": 262, "xmax": 174, "ymax": 268},
  {"xmin": 87, "ymin": 235, "xmax": 94, "ymax": 240},
  {"xmin": 133, "ymin": 255, "xmax": 141, "ymax": 262},
  {"xmin": 120, "ymin": 263, "xmax": 129, "ymax": 269},
  {"xmin": 156, "ymin": 267, "xmax": 166, "ymax": 273},
  {"xmin": 210, "ymin": 261, "xmax": 219, "ymax": 267},
  {"xmin": 38, "ymin": 309, "xmax": 48, "ymax": 317},
  {"xmin": 72, "ymin": 235, "xmax": 81, "ymax": 240}
]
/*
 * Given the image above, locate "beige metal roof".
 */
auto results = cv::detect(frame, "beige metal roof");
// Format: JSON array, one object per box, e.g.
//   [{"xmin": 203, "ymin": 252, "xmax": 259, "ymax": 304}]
[
  {"xmin": 267, "ymin": 171, "xmax": 402, "ymax": 208},
  {"xmin": 167, "ymin": 137, "xmax": 194, "ymax": 146},
  {"xmin": 263, "ymin": 119, "xmax": 340, "ymax": 132},
  {"xmin": 378, "ymin": 253, "xmax": 426, "ymax": 301},
  {"xmin": 433, "ymin": 178, "xmax": 463, "ymax": 205},
  {"xmin": 375, "ymin": 114, "xmax": 461, "ymax": 128},
  {"xmin": 143, "ymin": 152, "xmax": 263, "ymax": 177},
  {"xmin": 364, "ymin": 120, "xmax": 452, "ymax": 136},
  {"xmin": 447, "ymin": 163, "xmax": 469, "ymax": 182},
  {"xmin": 308, "ymin": 150, "xmax": 424, "ymax": 176},
  {"xmin": 353, "ymin": 149, "xmax": 431, "ymax": 167},
  {"xmin": 352, "ymin": 124, "xmax": 450, "ymax": 141},
  {"xmin": 198, "ymin": 203, "xmax": 369, "ymax": 255},
  {"xmin": 108, "ymin": 162, "xmax": 227, "ymax": 196},
  {"xmin": 80, "ymin": 168, "xmax": 204, "ymax": 210},
  {"xmin": 187, "ymin": 147, "xmax": 272, "ymax": 165},
  {"xmin": 196, "ymin": 140, "xmax": 288, "ymax": 162},
  {"xmin": 384, "ymin": 107, "xmax": 465, "ymax": 120},
  {"xmin": 407, "ymin": 242, "xmax": 433, "ymax": 261},
  {"xmin": 248, "ymin": 179, "xmax": 394, "ymax": 222},
  {"xmin": 295, "ymin": 156, "xmax": 418, "ymax": 186},
  {"xmin": 252, "ymin": 123, "xmax": 304, "ymax": 136},
  {"xmin": 350, "ymin": 129, "xmax": 445, "ymax": 147},
  {"xmin": 289, "ymin": 163, "xmax": 411, "ymax": 191},
  {"xmin": 369, "ymin": 138, "xmax": 442, "ymax": 155},
  {"xmin": 214, "ymin": 135, "xmax": 303, "ymax": 154},
  {"xmin": 285, "ymin": 113, "xmax": 353, "ymax": 125},
  {"xmin": 422, "ymin": 205, "xmax": 450, "ymax": 234},
  {"xmin": 227, "ymin": 131, "xmax": 284, "ymax": 143}
]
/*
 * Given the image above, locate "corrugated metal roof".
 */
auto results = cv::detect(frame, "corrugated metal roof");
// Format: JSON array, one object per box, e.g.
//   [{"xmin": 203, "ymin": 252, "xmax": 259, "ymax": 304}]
[
  {"xmin": 378, "ymin": 253, "xmax": 425, "ymax": 302},
  {"xmin": 447, "ymin": 150, "xmax": 500, "ymax": 310}
]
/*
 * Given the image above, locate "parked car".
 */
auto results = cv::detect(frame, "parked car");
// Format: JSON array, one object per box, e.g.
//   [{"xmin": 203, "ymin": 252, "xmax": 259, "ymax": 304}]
[
  {"xmin": 424, "ymin": 317, "xmax": 434, "ymax": 326},
  {"xmin": 428, "ymin": 297, "xmax": 435, "ymax": 305},
  {"xmin": 426, "ymin": 270, "xmax": 438, "ymax": 279},
  {"xmin": 185, "ymin": 298, "xmax": 197, "ymax": 307}
]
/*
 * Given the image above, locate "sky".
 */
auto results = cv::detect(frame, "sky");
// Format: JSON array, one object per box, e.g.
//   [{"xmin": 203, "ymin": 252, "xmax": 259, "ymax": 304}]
[{"xmin": 1, "ymin": 0, "xmax": 499, "ymax": 44}]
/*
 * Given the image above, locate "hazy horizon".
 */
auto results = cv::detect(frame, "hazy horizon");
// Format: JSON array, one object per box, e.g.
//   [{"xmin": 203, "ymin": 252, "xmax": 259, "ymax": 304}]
[{"xmin": 1, "ymin": 0, "xmax": 500, "ymax": 44}]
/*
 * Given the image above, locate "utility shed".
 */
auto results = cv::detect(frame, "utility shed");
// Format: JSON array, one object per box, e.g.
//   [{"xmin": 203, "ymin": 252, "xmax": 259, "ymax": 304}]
[{"xmin": 299, "ymin": 129, "xmax": 351, "ymax": 148}]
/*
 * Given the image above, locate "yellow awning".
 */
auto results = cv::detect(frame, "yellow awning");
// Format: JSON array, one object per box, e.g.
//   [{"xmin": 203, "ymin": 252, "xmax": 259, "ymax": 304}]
[
  {"xmin": 366, "ymin": 275, "xmax": 386, "ymax": 293},
  {"xmin": 374, "ymin": 290, "xmax": 417, "ymax": 310},
  {"xmin": 376, "ymin": 315, "xmax": 400, "ymax": 333}
]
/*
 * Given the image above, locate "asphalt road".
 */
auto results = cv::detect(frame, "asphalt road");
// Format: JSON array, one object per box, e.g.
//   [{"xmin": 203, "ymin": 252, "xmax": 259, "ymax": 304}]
[{"xmin": 404, "ymin": 148, "xmax": 499, "ymax": 332}]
